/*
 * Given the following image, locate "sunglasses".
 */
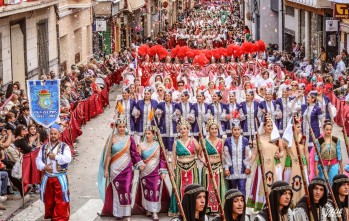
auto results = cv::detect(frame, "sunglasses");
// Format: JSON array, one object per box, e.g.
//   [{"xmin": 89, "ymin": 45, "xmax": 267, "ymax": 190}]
[
  {"xmin": 157, "ymin": 90, "xmax": 163, "ymax": 92},
  {"xmin": 178, "ymin": 85, "xmax": 184, "ymax": 87},
  {"xmin": 291, "ymin": 84, "xmax": 298, "ymax": 86}
]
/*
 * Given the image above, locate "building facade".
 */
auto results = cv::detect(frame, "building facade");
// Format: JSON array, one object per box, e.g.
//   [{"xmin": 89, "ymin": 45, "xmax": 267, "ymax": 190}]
[
  {"xmin": 57, "ymin": 0, "xmax": 93, "ymax": 75},
  {"xmin": 0, "ymin": 0, "xmax": 60, "ymax": 86},
  {"xmin": 284, "ymin": 0, "xmax": 332, "ymax": 59}
]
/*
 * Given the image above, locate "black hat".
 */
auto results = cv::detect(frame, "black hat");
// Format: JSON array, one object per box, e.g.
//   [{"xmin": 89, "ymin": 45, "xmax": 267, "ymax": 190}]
[
  {"xmin": 182, "ymin": 184, "xmax": 208, "ymax": 221},
  {"xmin": 269, "ymin": 181, "xmax": 293, "ymax": 221},
  {"xmin": 224, "ymin": 189, "xmax": 246, "ymax": 221}
]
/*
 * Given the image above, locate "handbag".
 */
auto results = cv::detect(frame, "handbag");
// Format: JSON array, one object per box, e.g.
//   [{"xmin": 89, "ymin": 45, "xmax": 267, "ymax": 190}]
[{"xmin": 11, "ymin": 154, "xmax": 22, "ymax": 179}]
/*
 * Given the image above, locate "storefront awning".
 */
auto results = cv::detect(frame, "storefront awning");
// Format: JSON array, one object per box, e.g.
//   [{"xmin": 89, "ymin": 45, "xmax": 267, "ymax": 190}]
[
  {"xmin": 330, "ymin": 0, "xmax": 349, "ymax": 3},
  {"xmin": 286, "ymin": 0, "xmax": 331, "ymax": 9}
]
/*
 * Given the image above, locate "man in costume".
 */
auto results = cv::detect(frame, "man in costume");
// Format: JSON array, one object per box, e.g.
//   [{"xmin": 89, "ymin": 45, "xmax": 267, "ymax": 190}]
[
  {"xmin": 223, "ymin": 118, "xmax": 251, "ymax": 196},
  {"xmin": 331, "ymin": 174, "xmax": 349, "ymax": 221},
  {"xmin": 255, "ymin": 181, "xmax": 294, "ymax": 221},
  {"xmin": 171, "ymin": 184, "xmax": 209, "ymax": 221},
  {"xmin": 294, "ymin": 177, "xmax": 337, "ymax": 221},
  {"xmin": 36, "ymin": 124, "xmax": 72, "ymax": 221},
  {"xmin": 212, "ymin": 189, "xmax": 250, "ymax": 221}
]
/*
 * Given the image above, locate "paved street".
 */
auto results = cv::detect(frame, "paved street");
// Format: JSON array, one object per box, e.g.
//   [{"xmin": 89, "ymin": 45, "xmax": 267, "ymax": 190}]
[{"xmin": 6, "ymin": 87, "xmax": 349, "ymax": 221}]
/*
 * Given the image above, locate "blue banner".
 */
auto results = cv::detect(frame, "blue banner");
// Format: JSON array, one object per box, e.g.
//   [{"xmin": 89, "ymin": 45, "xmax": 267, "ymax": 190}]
[{"xmin": 27, "ymin": 80, "xmax": 60, "ymax": 128}]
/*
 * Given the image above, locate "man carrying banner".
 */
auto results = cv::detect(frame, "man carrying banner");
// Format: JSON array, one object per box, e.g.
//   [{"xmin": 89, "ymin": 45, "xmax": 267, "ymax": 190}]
[{"xmin": 35, "ymin": 124, "xmax": 72, "ymax": 221}]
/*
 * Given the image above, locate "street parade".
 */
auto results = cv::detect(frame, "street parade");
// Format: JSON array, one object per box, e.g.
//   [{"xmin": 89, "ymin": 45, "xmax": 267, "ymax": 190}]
[
  {"xmin": 2, "ymin": 0, "xmax": 349, "ymax": 220},
  {"xmin": 93, "ymin": 2, "xmax": 349, "ymax": 221}
]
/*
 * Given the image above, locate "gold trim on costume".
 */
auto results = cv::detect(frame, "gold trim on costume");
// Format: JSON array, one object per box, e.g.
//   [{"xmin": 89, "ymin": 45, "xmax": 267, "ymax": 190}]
[
  {"xmin": 185, "ymin": 186, "xmax": 205, "ymax": 195},
  {"xmin": 334, "ymin": 178, "xmax": 349, "ymax": 184},
  {"xmin": 226, "ymin": 191, "xmax": 243, "ymax": 200}
]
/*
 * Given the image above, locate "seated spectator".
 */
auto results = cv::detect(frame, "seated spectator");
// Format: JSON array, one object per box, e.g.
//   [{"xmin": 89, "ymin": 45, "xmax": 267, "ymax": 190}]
[
  {"xmin": 27, "ymin": 125, "xmax": 41, "ymax": 150},
  {"xmin": 17, "ymin": 107, "xmax": 31, "ymax": 127},
  {"xmin": 4, "ymin": 112, "xmax": 17, "ymax": 133},
  {"xmin": 13, "ymin": 125, "xmax": 38, "ymax": 154}
]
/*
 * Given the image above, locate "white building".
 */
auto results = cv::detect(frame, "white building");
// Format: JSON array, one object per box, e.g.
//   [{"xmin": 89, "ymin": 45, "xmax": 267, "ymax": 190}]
[{"xmin": 0, "ymin": 0, "xmax": 60, "ymax": 87}]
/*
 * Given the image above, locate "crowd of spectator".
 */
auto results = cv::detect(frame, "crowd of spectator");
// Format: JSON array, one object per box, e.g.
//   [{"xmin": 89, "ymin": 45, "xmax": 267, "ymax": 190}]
[{"xmin": 0, "ymin": 53, "xmax": 126, "ymax": 215}]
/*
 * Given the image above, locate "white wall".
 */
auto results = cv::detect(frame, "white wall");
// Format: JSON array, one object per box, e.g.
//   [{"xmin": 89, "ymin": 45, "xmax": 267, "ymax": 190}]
[
  {"xmin": 0, "ymin": 6, "xmax": 59, "ymax": 84},
  {"xmin": 259, "ymin": 0, "xmax": 279, "ymax": 45}
]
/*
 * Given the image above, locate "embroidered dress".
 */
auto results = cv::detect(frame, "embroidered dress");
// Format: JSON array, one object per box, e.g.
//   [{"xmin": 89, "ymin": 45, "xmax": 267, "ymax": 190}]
[
  {"xmin": 135, "ymin": 99, "xmax": 158, "ymax": 135},
  {"xmin": 283, "ymin": 136, "xmax": 308, "ymax": 206},
  {"xmin": 141, "ymin": 62, "xmax": 152, "ymax": 86},
  {"xmin": 207, "ymin": 102, "xmax": 228, "ymax": 136},
  {"xmin": 223, "ymin": 136, "xmax": 250, "ymax": 196},
  {"xmin": 191, "ymin": 102, "xmax": 208, "ymax": 137},
  {"xmin": 168, "ymin": 139, "xmax": 199, "ymax": 216},
  {"xmin": 201, "ymin": 138, "xmax": 227, "ymax": 214},
  {"xmin": 315, "ymin": 137, "xmax": 342, "ymax": 185},
  {"xmin": 258, "ymin": 100, "xmax": 279, "ymax": 123},
  {"xmin": 98, "ymin": 136, "xmax": 143, "ymax": 217},
  {"xmin": 247, "ymin": 134, "xmax": 281, "ymax": 211},
  {"xmin": 225, "ymin": 103, "xmax": 240, "ymax": 135},
  {"xmin": 239, "ymin": 101, "xmax": 259, "ymax": 142},
  {"xmin": 276, "ymin": 97, "xmax": 293, "ymax": 135},
  {"xmin": 138, "ymin": 141, "xmax": 168, "ymax": 212},
  {"xmin": 156, "ymin": 101, "xmax": 178, "ymax": 152}
]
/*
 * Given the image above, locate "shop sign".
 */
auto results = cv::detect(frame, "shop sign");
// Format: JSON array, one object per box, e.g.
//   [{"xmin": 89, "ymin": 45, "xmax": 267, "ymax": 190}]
[
  {"xmin": 326, "ymin": 20, "xmax": 339, "ymax": 32},
  {"xmin": 96, "ymin": 20, "xmax": 107, "ymax": 32},
  {"xmin": 112, "ymin": 2, "xmax": 120, "ymax": 16},
  {"xmin": 334, "ymin": 3, "xmax": 349, "ymax": 19}
]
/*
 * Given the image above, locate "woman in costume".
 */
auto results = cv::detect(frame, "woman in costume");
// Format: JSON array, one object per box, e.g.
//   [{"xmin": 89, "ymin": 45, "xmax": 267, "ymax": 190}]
[
  {"xmin": 168, "ymin": 117, "xmax": 201, "ymax": 216},
  {"xmin": 223, "ymin": 119, "xmax": 251, "ymax": 196},
  {"xmin": 98, "ymin": 115, "xmax": 145, "ymax": 220},
  {"xmin": 225, "ymin": 92, "xmax": 240, "ymax": 136},
  {"xmin": 275, "ymin": 85, "xmax": 293, "ymax": 136},
  {"xmin": 315, "ymin": 120, "xmax": 343, "ymax": 185},
  {"xmin": 212, "ymin": 189, "xmax": 250, "ymax": 221},
  {"xmin": 247, "ymin": 114, "xmax": 284, "ymax": 212},
  {"xmin": 136, "ymin": 126, "xmax": 168, "ymax": 221},
  {"xmin": 115, "ymin": 87, "xmax": 137, "ymax": 136},
  {"xmin": 202, "ymin": 117, "xmax": 227, "ymax": 214},
  {"xmin": 204, "ymin": 81, "xmax": 215, "ymax": 104},
  {"xmin": 141, "ymin": 55, "xmax": 152, "ymax": 86},
  {"xmin": 207, "ymin": 90, "xmax": 229, "ymax": 138},
  {"xmin": 239, "ymin": 89, "xmax": 259, "ymax": 142},
  {"xmin": 175, "ymin": 90, "xmax": 195, "ymax": 135},
  {"xmin": 258, "ymin": 87, "xmax": 280, "ymax": 123},
  {"xmin": 191, "ymin": 90, "xmax": 209, "ymax": 139},
  {"xmin": 316, "ymin": 82, "xmax": 335, "ymax": 121},
  {"xmin": 293, "ymin": 90, "xmax": 323, "ymax": 181},
  {"xmin": 155, "ymin": 90, "xmax": 178, "ymax": 158},
  {"xmin": 282, "ymin": 116, "xmax": 310, "ymax": 206},
  {"xmin": 171, "ymin": 57, "xmax": 181, "ymax": 90},
  {"xmin": 134, "ymin": 87, "xmax": 159, "ymax": 143}
]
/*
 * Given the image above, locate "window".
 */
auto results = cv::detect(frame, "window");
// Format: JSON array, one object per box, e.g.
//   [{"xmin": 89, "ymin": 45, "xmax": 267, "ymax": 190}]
[
  {"xmin": 286, "ymin": 6, "xmax": 294, "ymax": 16},
  {"xmin": 270, "ymin": 0, "xmax": 279, "ymax": 12},
  {"xmin": 37, "ymin": 20, "xmax": 49, "ymax": 76}
]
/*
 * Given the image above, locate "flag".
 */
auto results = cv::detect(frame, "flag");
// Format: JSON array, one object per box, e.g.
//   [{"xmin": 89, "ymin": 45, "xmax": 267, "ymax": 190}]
[
  {"xmin": 148, "ymin": 108, "xmax": 155, "ymax": 121},
  {"xmin": 117, "ymin": 102, "xmax": 123, "ymax": 114}
]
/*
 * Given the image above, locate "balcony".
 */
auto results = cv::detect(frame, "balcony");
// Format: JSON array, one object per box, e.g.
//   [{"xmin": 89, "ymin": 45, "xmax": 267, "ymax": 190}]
[
  {"xmin": 57, "ymin": 0, "xmax": 94, "ymax": 18},
  {"xmin": 0, "ymin": 0, "xmax": 60, "ymax": 17}
]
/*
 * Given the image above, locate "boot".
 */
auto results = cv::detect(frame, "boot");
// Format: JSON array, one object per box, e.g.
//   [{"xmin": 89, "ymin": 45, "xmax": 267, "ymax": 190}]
[{"xmin": 145, "ymin": 211, "xmax": 152, "ymax": 217}]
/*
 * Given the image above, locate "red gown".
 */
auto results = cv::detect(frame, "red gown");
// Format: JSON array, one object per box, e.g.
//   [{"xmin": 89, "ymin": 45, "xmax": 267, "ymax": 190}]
[
  {"xmin": 141, "ymin": 62, "xmax": 151, "ymax": 86},
  {"xmin": 171, "ymin": 63, "xmax": 181, "ymax": 90}
]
